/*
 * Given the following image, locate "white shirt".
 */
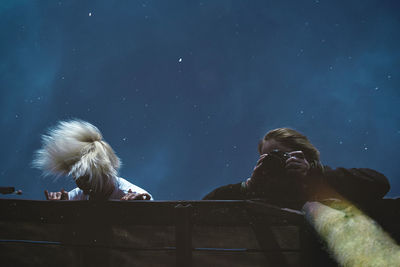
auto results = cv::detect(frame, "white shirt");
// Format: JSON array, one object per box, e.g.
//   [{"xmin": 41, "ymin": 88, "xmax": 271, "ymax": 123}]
[{"xmin": 68, "ymin": 177, "xmax": 153, "ymax": 200}]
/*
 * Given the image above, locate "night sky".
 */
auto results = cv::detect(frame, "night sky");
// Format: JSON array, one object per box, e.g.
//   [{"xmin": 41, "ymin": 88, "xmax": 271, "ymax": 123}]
[{"xmin": 1, "ymin": 0, "xmax": 399, "ymax": 200}]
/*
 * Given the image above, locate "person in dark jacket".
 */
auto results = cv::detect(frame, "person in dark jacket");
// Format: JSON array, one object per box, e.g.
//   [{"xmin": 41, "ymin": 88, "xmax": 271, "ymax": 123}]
[{"xmin": 203, "ymin": 128, "xmax": 390, "ymax": 207}]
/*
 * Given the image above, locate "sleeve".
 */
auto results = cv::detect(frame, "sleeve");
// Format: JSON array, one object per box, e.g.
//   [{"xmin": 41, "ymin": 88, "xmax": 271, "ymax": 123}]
[
  {"xmin": 202, "ymin": 182, "xmax": 247, "ymax": 200},
  {"xmin": 323, "ymin": 167, "xmax": 390, "ymax": 202},
  {"xmin": 116, "ymin": 178, "xmax": 153, "ymax": 200},
  {"xmin": 68, "ymin": 187, "xmax": 87, "ymax": 200}
]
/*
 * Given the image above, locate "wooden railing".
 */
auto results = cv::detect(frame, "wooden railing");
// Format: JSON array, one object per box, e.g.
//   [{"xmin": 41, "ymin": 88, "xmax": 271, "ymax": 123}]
[{"xmin": 0, "ymin": 199, "xmax": 399, "ymax": 266}]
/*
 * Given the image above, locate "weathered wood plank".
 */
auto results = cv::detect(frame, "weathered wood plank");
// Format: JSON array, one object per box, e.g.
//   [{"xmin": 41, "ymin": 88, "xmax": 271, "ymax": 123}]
[
  {"xmin": 192, "ymin": 225, "xmax": 300, "ymax": 250},
  {"xmin": 0, "ymin": 222, "xmax": 176, "ymax": 249},
  {"xmin": 192, "ymin": 251, "xmax": 301, "ymax": 267},
  {"xmin": 108, "ymin": 250, "xmax": 176, "ymax": 267},
  {"xmin": 0, "ymin": 222, "xmax": 62, "ymax": 241},
  {"xmin": 0, "ymin": 222, "xmax": 301, "ymax": 251},
  {"xmin": 0, "ymin": 242, "xmax": 177, "ymax": 267},
  {"xmin": 0, "ymin": 200, "xmax": 304, "ymax": 226},
  {"xmin": 0, "ymin": 243, "xmax": 78, "ymax": 267},
  {"xmin": 192, "ymin": 225, "xmax": 260, "ymax": 249},
  {"xmin": 111, "ymin": 225, "xmax": 175, "ymax": 248}
]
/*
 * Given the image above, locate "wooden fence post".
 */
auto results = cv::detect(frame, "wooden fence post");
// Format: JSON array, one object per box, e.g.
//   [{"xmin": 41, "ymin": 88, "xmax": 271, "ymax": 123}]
[{"xmin": 175, "ymin": 203, "xmax": 193, "ymax": 267}]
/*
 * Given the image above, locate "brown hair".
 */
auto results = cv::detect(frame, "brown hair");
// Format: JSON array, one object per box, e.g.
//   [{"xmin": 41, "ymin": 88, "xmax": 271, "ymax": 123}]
[{"xmin": 258, "ymin": 128, "xmax": 321, "ymax": 166}]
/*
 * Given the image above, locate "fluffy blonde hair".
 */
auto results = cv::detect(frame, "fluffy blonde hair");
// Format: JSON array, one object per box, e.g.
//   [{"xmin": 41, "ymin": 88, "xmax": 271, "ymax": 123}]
[{"xmin": 33, "ymin": 119, "xmax": 121, "ymax": 195}]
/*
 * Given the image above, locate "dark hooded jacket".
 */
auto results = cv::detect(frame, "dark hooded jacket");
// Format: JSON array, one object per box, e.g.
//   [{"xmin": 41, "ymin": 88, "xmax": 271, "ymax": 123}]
[{"xmin": 203, "ymin": 167, "xmax": 390, "ymax": 207}]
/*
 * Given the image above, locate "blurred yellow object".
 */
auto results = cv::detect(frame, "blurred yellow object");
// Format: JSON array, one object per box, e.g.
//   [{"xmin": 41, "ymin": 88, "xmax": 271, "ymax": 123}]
[{"xmin": 303, "ymin": 201, "xmax": 400, "ymax": 267}]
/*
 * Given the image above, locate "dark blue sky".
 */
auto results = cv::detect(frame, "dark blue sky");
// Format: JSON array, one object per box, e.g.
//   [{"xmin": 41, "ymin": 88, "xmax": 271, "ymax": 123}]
[{"xmin": 1, "ymin": 0, "xmax": 399, "ymax": 200}]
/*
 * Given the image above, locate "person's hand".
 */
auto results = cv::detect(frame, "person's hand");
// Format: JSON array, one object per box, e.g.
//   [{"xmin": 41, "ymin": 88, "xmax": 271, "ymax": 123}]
[
  {"xmin": 44, "ymin": 189, "xmax": 69, "ymax": 200},
  {"xmin": 246, "ymin": 151, "xmax": 310, "ymax": 192},
  {"xmin": 285, "ymin": 151, "xmax": 310, "ymax": 178},
  {"xmin": 246, "ymin": 154, "xmax": 272, "ymax": 191},
  {"xmin": 121, "ymin": 189, "xmax": 151, "ymax": 200}
]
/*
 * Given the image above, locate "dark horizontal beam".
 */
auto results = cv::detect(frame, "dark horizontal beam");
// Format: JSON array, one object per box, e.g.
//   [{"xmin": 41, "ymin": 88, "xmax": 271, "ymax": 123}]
[
  {"xmin": 0, "ymin": 199, "xmax": 304, "ymax": 225},
  {"xmin": 0, "ymin": 240, "xmax": 300, "ymax": 253}
]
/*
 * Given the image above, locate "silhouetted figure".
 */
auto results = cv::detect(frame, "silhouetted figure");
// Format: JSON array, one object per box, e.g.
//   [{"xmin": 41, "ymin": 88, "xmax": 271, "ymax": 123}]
[{"xmin": 203, "ymin": 128, "xmax": 390, "ymax": 208}]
